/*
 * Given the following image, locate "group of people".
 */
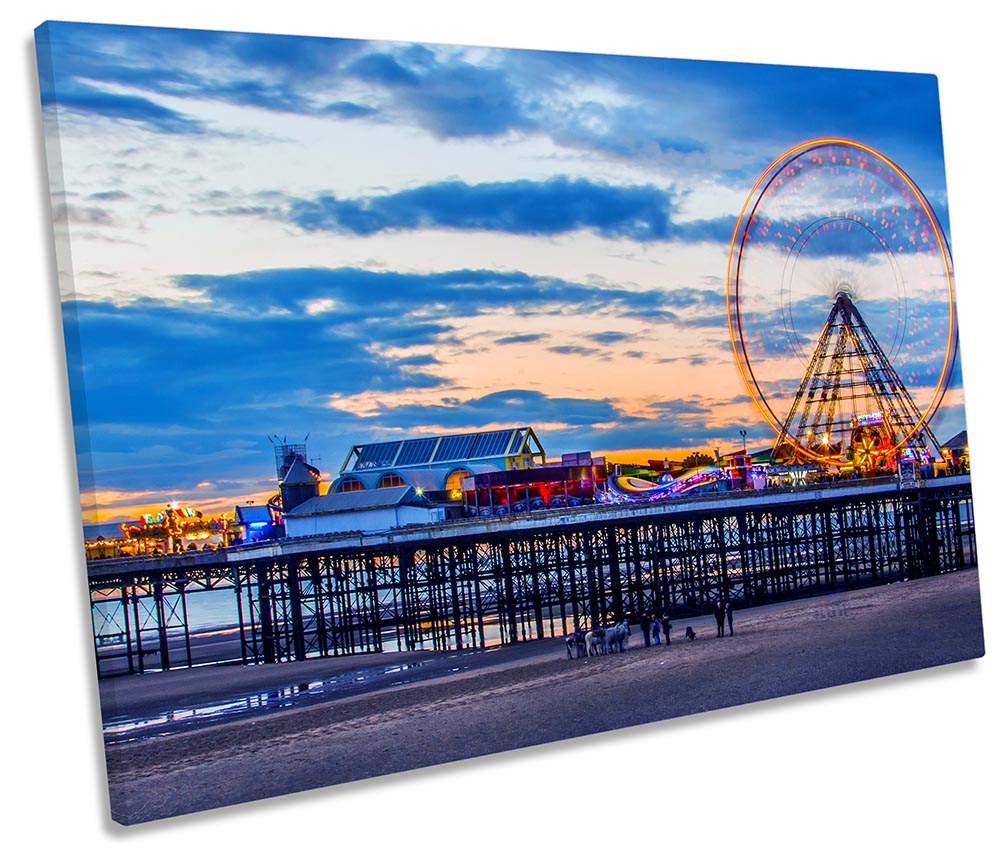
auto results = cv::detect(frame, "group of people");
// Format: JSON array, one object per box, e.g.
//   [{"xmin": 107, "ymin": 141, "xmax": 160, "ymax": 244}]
[
  {"xmin": 640, "ymin": 599, "xmax": 735, "ymax": 646},
  {"xmin": 580, "ymin": 597, "xmax": 736, "ymax": 653},
  {"xmin": 713, "ymin": 599, "xmax": 734, "ymax": 637},
  {"xmin": 639, "ymin": 612, "xmax": 672, "ymax": 647}
]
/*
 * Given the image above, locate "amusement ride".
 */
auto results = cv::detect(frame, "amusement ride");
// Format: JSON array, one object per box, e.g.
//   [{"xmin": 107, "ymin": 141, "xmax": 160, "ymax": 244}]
[
  {"xmin": 603, "ymin": 138, "xmax": 957, "ymax": 504},
  {"xmin": 728, "ymin": 138, "xmax": 956, "ymax": 474}
]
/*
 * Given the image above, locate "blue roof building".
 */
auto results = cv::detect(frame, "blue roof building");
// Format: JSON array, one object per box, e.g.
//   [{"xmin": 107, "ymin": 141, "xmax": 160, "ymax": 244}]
[{"xmin": 329, "ymin": 427, "xmax": 546, "ymax": 508}]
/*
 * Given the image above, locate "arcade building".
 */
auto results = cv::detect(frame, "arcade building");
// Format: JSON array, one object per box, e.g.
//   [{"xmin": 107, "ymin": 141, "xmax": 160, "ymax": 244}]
[{"xmin": 328, "ymin": 427, "xmax": 548, "ymax": 518}]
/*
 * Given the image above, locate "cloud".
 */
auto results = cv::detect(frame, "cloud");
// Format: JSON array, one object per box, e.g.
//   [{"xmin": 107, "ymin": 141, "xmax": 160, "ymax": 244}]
[
  {"xmin": 400, "ymin": 60, "xmax": 532, "ymax": 139},
  {"xmin": 495, "ymin": 333, "xmax": 550, "ymax": 345},
  {"xmin": 648, "ymin": 398, "xmax": 714, "ymax": 417},
  {"xmin": 55, "ymin": 203, "xmax": 116, "ymax": 226},
  {"xmin": 342, "ymin": 47, "xmax": 535, "ymax": 138},
  {"xmin": 63, "ymin": 263, "xmax": 741, "ymax": 497},
  {"xmin": 352, "ymin": 389, "xmax": 623, "ymax": 431},
  {"xmin": 174, "ymin": 266, "xmax": 727, "ymax": 327},
  {"xmin": 348, "ymin": 52, "xmax": 420, "ymax": 87},
  {"xmin": 35, "ymin": 21, "xmax": 951, "ymax": 208},
  {"xmin": 36, "ymin": 21, "xmax": 367, "ymax": 134},
  {"xmin": 589, "ymin": 331, "xmax": 631, "ymax": 345},
  {"xmin": 320, "ymin": 101, "xmax": 378, "ymax": 119},
  {"xmin": 40, "ymin": 81, "xmax": 207, "ymax": 135},
  {"xmin": 87, "ymin": 190, "xmax": 130, "ymax": 202},
  {"xmin": 285, "ymin": 177, "xmax": 735, "ymax": 243},
  {"xmin": 63, "ymin": 295, "xmax": 452, "ymax": 439},
  {"xmin": 548, "ymin": 345, "xmax": 602, "ymax": 357}
]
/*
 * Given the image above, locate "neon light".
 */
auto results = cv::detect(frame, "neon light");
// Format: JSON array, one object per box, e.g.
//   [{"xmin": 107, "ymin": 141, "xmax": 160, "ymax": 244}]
[
  {"xmin": 854, "ymin": 411, "xmax": 885, "ymax": 427},
  {"xmin": 599, "ymin": 467, "xmax": 726, "ymax": 504}
]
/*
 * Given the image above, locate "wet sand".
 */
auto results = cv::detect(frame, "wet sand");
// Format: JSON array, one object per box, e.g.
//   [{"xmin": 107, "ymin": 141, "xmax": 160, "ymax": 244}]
[{"xmin": 103, "ymin": 568, "xmax": 985, "ymax": 825}]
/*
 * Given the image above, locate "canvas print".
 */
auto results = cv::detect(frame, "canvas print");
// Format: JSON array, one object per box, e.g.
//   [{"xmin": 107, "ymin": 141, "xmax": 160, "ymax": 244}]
[{"xmin": 35, "ymin": 20, "xmax": 985, "ymax": 825}]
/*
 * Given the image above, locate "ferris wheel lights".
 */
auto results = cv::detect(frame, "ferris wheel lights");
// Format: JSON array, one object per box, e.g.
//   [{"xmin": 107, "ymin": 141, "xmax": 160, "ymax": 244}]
[{"xmin": 727, "ymin": 138, "xmax": 956, "ymax": 470}]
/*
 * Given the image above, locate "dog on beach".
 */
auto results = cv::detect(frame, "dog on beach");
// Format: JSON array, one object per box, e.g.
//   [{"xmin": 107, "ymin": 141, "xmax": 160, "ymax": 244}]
[{"xmin": 685, "ymin": 626, "xmax": 697, "ymax": 641}]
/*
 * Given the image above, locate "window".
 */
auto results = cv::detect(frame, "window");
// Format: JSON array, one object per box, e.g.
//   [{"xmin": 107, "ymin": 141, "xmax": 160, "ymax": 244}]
[
  {"xmin": 336, "ymin": 477, "xmax": 365, "ymax": 493},
  {"xmin": 377, "ymin": 472, "xmax": 406, "ymax": 489},
  {"xmin": 396, "ymin": 437, "xmax": 438, "ymax": 466},
  {"xmin": 445, "ymin": 468, "xmax": 471, "ymax": 499},
  {"xmin": 434, "ymin": 433, "xmax": 476, "ymax": 462},
  {"xmin": 471, "ymin": 430, "xmax": 513, "ymax": 458},
  {"xmin": 354, "ymin": 442, "xmax": 401, "ymax": 470}
]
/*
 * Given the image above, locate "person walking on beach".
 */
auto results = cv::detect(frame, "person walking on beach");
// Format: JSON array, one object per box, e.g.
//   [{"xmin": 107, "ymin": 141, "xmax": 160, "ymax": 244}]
[
  {"xmin": 714, "ymin": 599, "xmax": 725, "ymax": 637},
  {"xmin": 725, "ymin": 600, "xmax": 734, "ymax": 636},
  {"xmin": 662, "ymin": 612, "xmax": 671, "ymax": 645},
  {"xmin": 640, "ymin": 612, "xmax": 652, "ymax": 647},
  {"xmin": 652, "ymin": 616, "xmax": 662, "ymax": 645}
]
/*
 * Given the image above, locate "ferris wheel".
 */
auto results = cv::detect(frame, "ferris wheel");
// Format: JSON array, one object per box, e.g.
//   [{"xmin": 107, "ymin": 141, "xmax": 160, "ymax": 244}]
[{"xmin": 725, "ymin": 138, "xmax": 957, "ymax": 469}]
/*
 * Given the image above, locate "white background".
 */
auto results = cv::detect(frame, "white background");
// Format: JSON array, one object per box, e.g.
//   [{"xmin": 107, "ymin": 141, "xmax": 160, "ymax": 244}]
[{"xmin": 3, "ymin": 2, "xmax": 996, "ymax": 851}]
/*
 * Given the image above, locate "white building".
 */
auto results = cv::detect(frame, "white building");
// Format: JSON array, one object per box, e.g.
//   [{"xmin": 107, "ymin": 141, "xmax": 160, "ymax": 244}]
[{"xmin": 283, "ymin": 486, "xmax": 445, "ymax": 538}]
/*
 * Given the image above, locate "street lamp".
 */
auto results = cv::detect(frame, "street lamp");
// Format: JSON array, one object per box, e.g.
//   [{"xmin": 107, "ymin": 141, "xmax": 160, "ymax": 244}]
[{"xmin": 739, "ymin": 429, "xmax": 747, "ymax": 454}]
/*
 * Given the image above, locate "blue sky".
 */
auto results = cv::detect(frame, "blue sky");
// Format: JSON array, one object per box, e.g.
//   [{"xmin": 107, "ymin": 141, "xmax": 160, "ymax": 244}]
[{"xmin": 35, "ymin": 21, "xmax": 964, "ymax": 521}]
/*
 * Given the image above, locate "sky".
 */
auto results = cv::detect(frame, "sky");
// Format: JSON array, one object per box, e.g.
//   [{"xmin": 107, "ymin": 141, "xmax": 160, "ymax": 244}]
[{"xmin": 35, "ymin": 20, "xmax": 967, "ymax": 523}]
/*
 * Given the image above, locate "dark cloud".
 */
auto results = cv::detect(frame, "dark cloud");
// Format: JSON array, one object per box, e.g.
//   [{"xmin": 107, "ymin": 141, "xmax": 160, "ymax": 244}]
[
  {"xmin": 356, "ymin": 389, "xmax": 623, "ymax": 432},
  {"xmin": 35, "ymin": 21, "xmax": 366, "ymax": 133},
  {"xmin": 35, "ymin": 21, "xmax": 951, "ymax": 208},
  {"xmin": 56, "ymin": 203, "xmax": 115, "ymax": 226},
  {"xmin": 175, "ymin": 266, "xmax": 724, "ymax": 328},
  {"xmin": 649, "ymin": 398, "xmax": 713, "ymax": 417},
  {"xmin": 348, "ymin": 52, "xmax": 420, "ymax": 87},
  {"xmin": 495, "ymin": 333, "xmax": 550, "ymax": 345},
  {"xmin": 548, "ymin": 345, "xmax": 602, "ymax": 357},
  {"xmin": 517, "ymin": 50, "xmax": 946, "ymax": 193},
  {"xmin": 201, "ymin": 206, "xmax": 275, "ymax": 218},
  {"xmin": 402, "ymin": 61, "xmax": 532, "ymax": 138},
  {"xmin": 63, "ymin": 295, "xmax": 450, "ymax": 493},
  {"xmin": 226, "ymin": 31, "xmax": 363, "ymax": 75},
  {"xmin": 343, "ymin": 45, "xmax": 533, "ymax": 138},
  {"xmin": 589, "ymin": 331, "xmax": 630, "ymax": 345},
  {"xmin": 40, "ymin": 81, "xmax": 207, "ymax": 135},
  {"xmin": 63, "ymin": 264, "xmax": 743, "ymax": 495},
  {"xmin": 283, "ymin": 177, "xmax": 739, "ymax": 244},
  {"xmin": 87, "ymin": 190, "xmax": 130, "ymax": 201},
  {"xmin": 320, "ymin": 101, "xmax": 378, "ymax": 119},
  {"xmin": 286, "ymin": 177, "xmax": 673, "ymax": 240},
  {"xmin": 72, "ymin": 304, "xmax": 440, "ymax": 406}
]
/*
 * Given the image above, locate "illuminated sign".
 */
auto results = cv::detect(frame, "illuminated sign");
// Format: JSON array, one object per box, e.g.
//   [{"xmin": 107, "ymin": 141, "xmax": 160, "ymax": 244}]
[
  {"xmin": 854, "ymin": 411, "xmax": 885, "ymax": 427},
  {"xmin": 899, "ymin": 447, "xmax": 931, "ymax": 464},
  {"xmin": 119, "ymin": 504, "xmax": 235, "ymax": 548}
]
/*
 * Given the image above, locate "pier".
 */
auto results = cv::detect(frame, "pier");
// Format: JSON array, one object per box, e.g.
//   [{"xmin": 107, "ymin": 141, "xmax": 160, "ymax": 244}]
[{"xmin": 88, "ymin": 475, "xmax": 976, "ymax": 677}]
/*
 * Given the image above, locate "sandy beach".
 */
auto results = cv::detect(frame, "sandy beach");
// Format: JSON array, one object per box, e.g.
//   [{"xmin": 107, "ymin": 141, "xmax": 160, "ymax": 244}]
[{"xmin": 103, "ymin": 568, "xmax": 985, "ymax": 825}]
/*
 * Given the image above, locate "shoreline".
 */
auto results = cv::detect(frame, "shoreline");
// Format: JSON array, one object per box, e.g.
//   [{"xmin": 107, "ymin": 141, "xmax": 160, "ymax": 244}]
[
  {"xmin": 94, "ymin": 575, "xmax": 928, "ymax": 726},
  {"xmin": 102, "ymin": 567, "xmax": 985, "ymax": 824},
  {"xmin": 98, "ymin": 568, "xmax": 976, "ymax": 720}
]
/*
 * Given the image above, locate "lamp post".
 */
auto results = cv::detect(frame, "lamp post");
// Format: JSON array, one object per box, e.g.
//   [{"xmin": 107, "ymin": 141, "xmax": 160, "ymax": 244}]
[{"xmin": 739, "ymin": 430, "xmax": 748, "ymax": 490}]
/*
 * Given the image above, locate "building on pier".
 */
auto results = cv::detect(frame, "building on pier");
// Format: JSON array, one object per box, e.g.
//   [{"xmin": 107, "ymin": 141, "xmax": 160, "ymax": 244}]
[
  {"xmin": 234, "ymin": 503, "xmax": 281, "ymax": 544},
  {"xmin": 461, "ymin": 452, "xmax": 608, "ymax": 516},
  {"xmin": 328, "ymin": 427, "xmax": 546, "ymax": 517},
  {"xmin": 278, "ymin": 456, "xmax": 322, "ymax": 512},
  {"xmin": 283, "ymin": 485, "xmax": 445, "ymax": 537},
  {"xmin": 941, "ymin": 431, "xmax": 970, "ymax": 475}
]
